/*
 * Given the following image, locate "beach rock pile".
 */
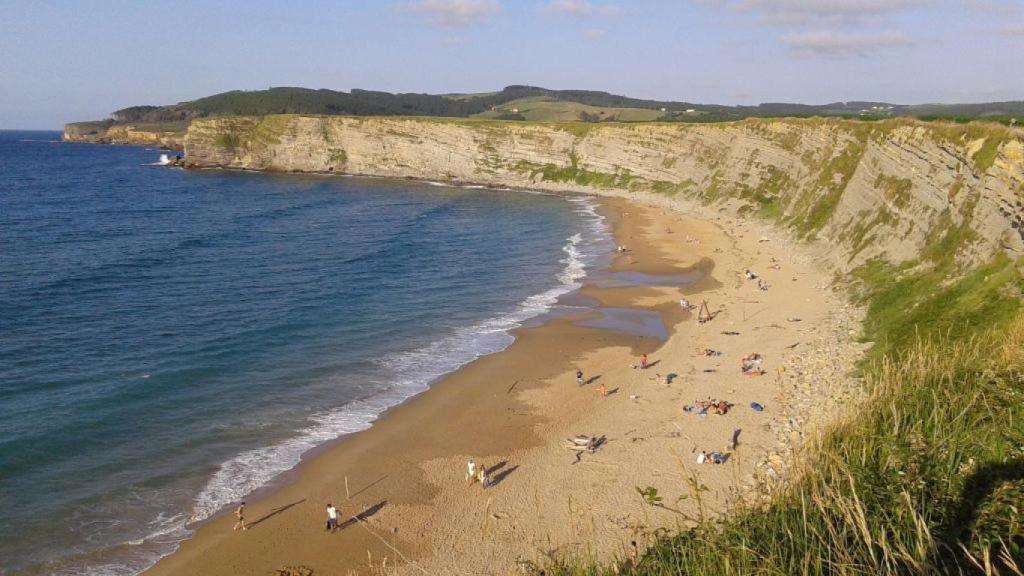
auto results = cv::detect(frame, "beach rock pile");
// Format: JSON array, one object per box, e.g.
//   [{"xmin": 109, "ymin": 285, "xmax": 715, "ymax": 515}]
[{"xmin": 750, "ymin": 298, "xmax": 867, "ymax": 494}]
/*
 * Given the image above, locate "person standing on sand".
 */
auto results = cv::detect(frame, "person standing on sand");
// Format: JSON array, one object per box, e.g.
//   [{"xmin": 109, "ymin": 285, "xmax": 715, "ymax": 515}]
[
  {"xmin": 326, "ymin": 503, "xmax": 339, "ymax": 532},
  {"xmin": 466, "ymin": 459, "xmax": 477, "ymax": 483},
  {"xmin": 233, "ymin": 502, "xmax": 247, "ymax": 531},
  {"xmin": 640, "ymin": 354, "xmax": 649, "ymax": 369},
  {"xmin": 576, "ymin": 369, "xmax": 584, "ymax": 385}
]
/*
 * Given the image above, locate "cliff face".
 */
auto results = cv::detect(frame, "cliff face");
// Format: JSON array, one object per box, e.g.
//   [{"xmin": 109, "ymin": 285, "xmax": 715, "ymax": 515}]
[
  {"xmin": 183, "ymin": 115, "xmax": 1024, "ymax": 272},
  {"xmin": 63, "ymin": 121, "xmax": 186, "ymax": 150}
]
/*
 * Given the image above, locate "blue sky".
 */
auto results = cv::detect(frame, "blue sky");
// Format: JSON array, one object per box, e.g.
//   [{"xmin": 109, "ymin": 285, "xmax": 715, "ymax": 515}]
[{"xmin": 1, "ymin": 0, "xmax": 1022, "ymax": 128}]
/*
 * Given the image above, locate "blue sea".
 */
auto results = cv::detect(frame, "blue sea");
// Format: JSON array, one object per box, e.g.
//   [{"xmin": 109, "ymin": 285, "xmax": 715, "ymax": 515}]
[{"xmin": 0, "ymin": 131, "xmax": 612, "ymax": 574}]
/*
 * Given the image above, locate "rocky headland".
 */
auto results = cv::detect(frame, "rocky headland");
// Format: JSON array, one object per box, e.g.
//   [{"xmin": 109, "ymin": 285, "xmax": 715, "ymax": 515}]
[{"xmin": 62, "ymin": 120, "xmax": 186, "ymax": 150}]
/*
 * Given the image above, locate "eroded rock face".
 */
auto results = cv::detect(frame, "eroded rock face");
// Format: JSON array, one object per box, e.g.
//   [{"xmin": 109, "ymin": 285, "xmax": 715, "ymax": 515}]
[
  {"xmin": 62, "ymin": 122, "xmax": 185, "ymax": 150},
  {"xmin": 182, "ymin": 115, "xmax": 1024, "ymax": 271}
]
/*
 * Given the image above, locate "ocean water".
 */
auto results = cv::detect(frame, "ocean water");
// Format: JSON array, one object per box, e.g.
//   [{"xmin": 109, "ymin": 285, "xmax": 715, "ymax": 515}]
[{"xmin": 0, "ymin": 131, "xmax": 612, "ymax": 574}]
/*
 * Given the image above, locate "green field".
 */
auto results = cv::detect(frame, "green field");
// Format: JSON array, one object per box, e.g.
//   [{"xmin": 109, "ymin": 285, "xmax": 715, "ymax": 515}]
[{"xmin": 472, "ymin": 96, "xmax": 667, "ymax": 122}]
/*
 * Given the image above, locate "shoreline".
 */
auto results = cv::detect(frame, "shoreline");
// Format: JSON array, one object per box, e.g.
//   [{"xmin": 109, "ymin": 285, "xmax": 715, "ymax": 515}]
[
  {"xmin": 140, "ymin": 195, "xmax": 672, "ymax": 575},
  {"xmin": 139, "ymin": 190, "xmax": 863, "ymax": 575}
]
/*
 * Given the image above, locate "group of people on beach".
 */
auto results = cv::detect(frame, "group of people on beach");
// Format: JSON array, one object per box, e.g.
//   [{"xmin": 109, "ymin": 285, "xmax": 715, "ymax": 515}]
[
  {"xmin": 684, "ymin": 398, "xmax": 733, "ymax": 416},
  {"xmin": 232, "ymin": 500, "xmax": 344, "ymax": 534},
  {"xmin": 466, "ymin": 459, "xmax": 491, "ymax": 487},
  {"xmin": 696, "ymin": 450, "xmax": 727, "ymax": 465}
]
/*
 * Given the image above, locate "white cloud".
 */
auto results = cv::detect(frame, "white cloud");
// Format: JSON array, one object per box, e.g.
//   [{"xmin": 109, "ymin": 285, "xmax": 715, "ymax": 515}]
[
  {"xmin": 735, "ymin": 0, "xmax": 924, "ymax": 25},
  {"xmin": 783, "ymin": 30, "xmax": 913, "ymax": 56},
  {"xmin": 997, "ymin": 23, "xmax": 1024, "ymax": 36},
  {"xmin": 709, "ymin": 0, "xmax": 923, "ymax": 56},
  {"xmin": 740, "ymin": 0, "xmax": 922, "ymax": 15},
  {"xmin": 397, "ymin": 0, "xmax": 501, "ymax": 27},
  {"xmin": 545, "ymin": 0, "xmax": 622, "ymax": 17},
  {"xmin": 963, "ymin": 0, "xmax": 1022, "ymax": 15}
]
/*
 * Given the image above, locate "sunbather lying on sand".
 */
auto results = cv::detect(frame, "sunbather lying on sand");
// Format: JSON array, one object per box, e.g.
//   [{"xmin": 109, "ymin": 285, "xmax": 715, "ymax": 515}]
[
  {"xmin": 696, "ymin": 450, "xmax": 727, "ymax": 465},
  {"xmin": 745, "ymin": 269, "xmax": 758, "ymax": 280},
  {"xmin": 741, "ymin": 353, "xmax": 765, "ymax": 374}
]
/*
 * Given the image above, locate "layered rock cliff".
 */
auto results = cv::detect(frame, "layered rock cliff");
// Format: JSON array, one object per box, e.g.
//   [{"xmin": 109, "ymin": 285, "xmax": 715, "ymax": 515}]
[
  {"xmin": 182, "ymin": 115, "xmax": 1024, "ymax": 273},
  {"xmin": 63, "ymin": 121, "xmax": 186, "ymax": 150}
]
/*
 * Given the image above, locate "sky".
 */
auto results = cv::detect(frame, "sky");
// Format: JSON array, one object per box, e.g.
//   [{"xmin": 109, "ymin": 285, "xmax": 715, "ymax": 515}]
[{"xmin": 1, "ymin": 0, "xmax": 1023, "ymax": 129}]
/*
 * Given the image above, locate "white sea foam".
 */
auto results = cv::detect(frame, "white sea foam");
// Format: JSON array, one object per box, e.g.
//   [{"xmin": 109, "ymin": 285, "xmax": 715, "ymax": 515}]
[
  {"xmin": 189, "ymin": 195, "xmax": 607, "ymax": 523},
  {"xmin": 72, "ymin": 193, "xmax": 610, "ymax": 576}
]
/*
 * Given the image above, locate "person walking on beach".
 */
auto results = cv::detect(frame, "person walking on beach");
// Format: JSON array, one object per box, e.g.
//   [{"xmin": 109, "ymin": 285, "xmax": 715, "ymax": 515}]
[
  {"xmin": 326, "ymin": 503, "xmax": 339, "ymax": 532},
  {"xmin": 576, "ymin": 369, "xmax": 584, "ymax": 385},
  {"xmin": 233, "ymin": 502, "xmax": 247, "ymax": 531},
  {"xmin": 640, "ymin": 353, "xmax": 649, "ymax": 369},
  {"xmin": 466, "ymin": 459, "xmax": 477, "ymax": 483}
]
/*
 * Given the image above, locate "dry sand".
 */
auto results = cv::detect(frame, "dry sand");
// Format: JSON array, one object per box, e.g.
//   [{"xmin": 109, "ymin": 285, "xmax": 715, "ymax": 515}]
[{"xmin": 146, "ymin": 195, "xmax": 863, "ymax": 576}]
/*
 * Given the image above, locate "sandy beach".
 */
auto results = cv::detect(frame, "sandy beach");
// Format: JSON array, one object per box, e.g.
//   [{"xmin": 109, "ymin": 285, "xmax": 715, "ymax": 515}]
[{"xmin": 145, "ymin": 194, "xmax": 863, "ymax": 576}]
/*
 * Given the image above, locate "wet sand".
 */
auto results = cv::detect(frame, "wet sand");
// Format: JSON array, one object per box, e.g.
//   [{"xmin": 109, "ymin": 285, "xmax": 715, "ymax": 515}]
[{"xmin": 146, "ymin": 195, "xmax": 855, "ymax": 575}]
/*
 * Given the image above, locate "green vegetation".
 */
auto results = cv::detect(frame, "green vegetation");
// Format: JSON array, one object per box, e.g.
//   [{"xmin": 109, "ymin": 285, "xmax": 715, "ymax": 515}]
[
  {"xmin": 63, "ymin": 120, "xmax": 114, "ymax": 135},
  {"xmin": 328, "ymin": 148, "xmax": 348, "ymax": 166},
  {"xmin": 127, "ymin": 121, "xmax": 188, "ymax": 134},
  {"xmin": 794, "ymin": 140, "xmax": 866, "ymax": 237},
  {"xmin": 973, "ymin": 136, "xmax": 1004, "ymax": 173},
  {"xmin": 474, "ymin": 96, "xmax": 664, "ymax": 123},
  {"xmin": 514, "ymin": 151, "xmax": 697, "ymax": 196},
  {"xmin": 651, "ymin": 179, "xmax": 694, "ymax": 196},
  {"xmin": 522, "ymin": 156, "xmax": 636, "ymax": 189},
  {"xmin": 742, "ymin": 165, "xmax": 793, "ymax": 220},
  {"xmin": 212, "ymin": 133, "xmax": 241, "ymax": 149},
  {"xmin": 844, "ymin": 208, "xmax": 898, "ymax": 258},
  {"xmin": 874, "ymin": 174, "xmax": 914, "ymax": 208},
  {"xmin": 535, "ymin": 252, "xmax": 1024, "ymax": 576},
  {"xmin": 247, "ymin": 115, "xmax": 293, "ymax": 148}
]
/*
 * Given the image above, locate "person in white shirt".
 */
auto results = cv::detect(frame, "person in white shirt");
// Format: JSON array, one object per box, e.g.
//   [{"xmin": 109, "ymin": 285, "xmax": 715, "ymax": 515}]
[
  {"xmin": 326, "ymin": 503, "xmax": 339, "ymax": 532},
  {"xmin": 696, "ymin": 451, "xmax": 707, "ymax": 465},
  {"xmin": 466, "ymin": 459, "xmax": 476, "ymax": 483}
]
